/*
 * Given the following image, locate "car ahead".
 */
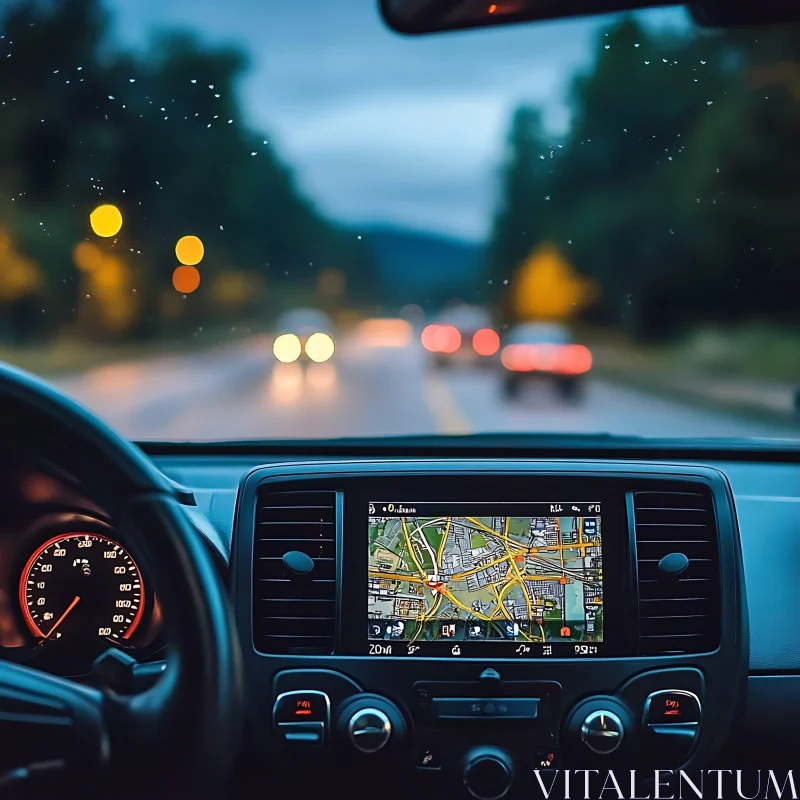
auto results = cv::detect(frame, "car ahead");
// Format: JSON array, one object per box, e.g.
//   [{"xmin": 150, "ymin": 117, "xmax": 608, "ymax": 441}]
[
  {"xmin": 420, "ymin": 305, "xmax": 500, "ymax": 368},
  {"xmin": 272, "ymin": 308, "xmax": 336, "ymax": 364},
  {"xmin": 500, "ymin": 322, "xmax": 592, "ymax": 401}
]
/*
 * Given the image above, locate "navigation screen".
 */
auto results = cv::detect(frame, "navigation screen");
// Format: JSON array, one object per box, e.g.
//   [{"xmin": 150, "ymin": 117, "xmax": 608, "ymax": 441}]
[{"xmin": 367, "ymin": 501, "xmax": 603, "ymax": 657}]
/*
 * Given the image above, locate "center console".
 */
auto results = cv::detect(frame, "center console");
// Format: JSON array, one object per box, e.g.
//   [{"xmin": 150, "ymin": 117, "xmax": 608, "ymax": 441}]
[{"xmin": 231, "ymin": 460, "xmax": 747, "ymax": 798}]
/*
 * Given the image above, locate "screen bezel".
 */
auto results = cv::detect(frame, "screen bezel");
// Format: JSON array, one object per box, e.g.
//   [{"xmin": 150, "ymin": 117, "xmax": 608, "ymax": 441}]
[{"xmin": 338, "ymin": 474, "xmax": 637, "ymax": 659}]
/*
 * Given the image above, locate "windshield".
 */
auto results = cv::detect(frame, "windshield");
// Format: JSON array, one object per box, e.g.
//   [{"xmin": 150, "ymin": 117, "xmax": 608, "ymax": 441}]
[{"xmin": 1, "ymin": 0, "xmax": 798, "ymax": 441}]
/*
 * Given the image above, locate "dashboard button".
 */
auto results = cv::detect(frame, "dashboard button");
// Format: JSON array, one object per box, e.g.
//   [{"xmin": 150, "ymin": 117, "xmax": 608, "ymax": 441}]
[
  {"xmin": 643, "ymin": 690, "xmax": 701, "ymax": 725},
  {"xmin": 277, "ymin": 721, "xmax": 325, "ymax": 746},
  {"xmin": 417, "ymin": 747, "xmax": 442, "ymax": 770},
  {"xmin": 273, "ymin": 690, "xmax": 330, "ymax": 724},
  {"xmin": 534, "ymin": 748, "xmax": 559, "ymax": 769}
]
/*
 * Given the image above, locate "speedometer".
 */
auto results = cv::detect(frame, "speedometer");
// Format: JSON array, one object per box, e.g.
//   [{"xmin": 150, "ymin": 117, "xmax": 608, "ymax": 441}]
[{"xmin": 20, "ymin": 533, "xmax": 145, "ymax": 641}]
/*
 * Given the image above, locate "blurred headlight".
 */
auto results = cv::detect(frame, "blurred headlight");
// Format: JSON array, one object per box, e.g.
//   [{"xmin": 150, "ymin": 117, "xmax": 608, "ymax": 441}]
[
  {"xmin": 273, "ymin": 333, "xmax": 302, "ymax": 363},
  {"xmin": 305, "ymin": 332, "xmax": 335, "ymax": 363}
]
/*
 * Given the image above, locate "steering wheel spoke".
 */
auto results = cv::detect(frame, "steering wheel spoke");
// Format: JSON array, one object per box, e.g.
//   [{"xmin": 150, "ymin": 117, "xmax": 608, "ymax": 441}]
[{"xmin": 0, "ymin": 660, "xmax": 108, "ymax": 786}]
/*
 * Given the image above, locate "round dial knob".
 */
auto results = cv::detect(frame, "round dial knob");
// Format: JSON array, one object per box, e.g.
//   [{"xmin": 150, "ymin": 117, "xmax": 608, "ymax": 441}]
[
  {"xmin": 581, "ymin": 709, "xmax": 625, "ymax": 754},
  {"xmin": 463, "ymin": 747, "xmax": 514, "ymax": 800},
  {"xmin": 347, "ymin": 708, "xmax": 392, "ymax": 753}
]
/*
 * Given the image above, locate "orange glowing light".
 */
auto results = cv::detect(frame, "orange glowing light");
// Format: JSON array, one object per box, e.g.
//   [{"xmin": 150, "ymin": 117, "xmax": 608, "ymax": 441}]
[
  {"xmin": 72, "ymin": 241, "xmax": 105, "ymax": 273},
  {"xmin": 172, "ymin": 265, "xmax": 201, "ymax": 294},
  {"xmin": 488, "ymin": 3, "xmax": 497, "ymax": 13},
  {"xmin": 472, "ymin": 328, "xmax": 500, "ymax": 356}
]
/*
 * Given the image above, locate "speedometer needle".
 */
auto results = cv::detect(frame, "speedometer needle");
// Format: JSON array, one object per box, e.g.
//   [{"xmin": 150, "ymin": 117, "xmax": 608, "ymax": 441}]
[{"xmin": 45, "ymin": 595, "xmax": 81, "ymax": 639}]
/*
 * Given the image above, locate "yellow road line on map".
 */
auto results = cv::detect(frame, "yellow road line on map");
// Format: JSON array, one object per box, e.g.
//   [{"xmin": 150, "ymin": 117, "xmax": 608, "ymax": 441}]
[{"xmin": 422, "ymin": 373, "xmax": 472, "ymax": 434}]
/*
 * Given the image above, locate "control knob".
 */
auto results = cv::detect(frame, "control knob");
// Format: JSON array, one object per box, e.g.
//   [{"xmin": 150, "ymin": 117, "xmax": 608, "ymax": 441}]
[
  {"xmin": 581, "ymin": 710, "xmax": 625, "ymax": 754},
  {"xmin": 348, "ymin": 708, "xmax": 392, "ymax": 753},
  {"xmin": 462, "ymin": 746, "xmax": 514, "ymax": 800},
  {"xmin": 564, "ymin": 696, "xmax": 631, "ymax": 759},
  {"xmin": 336, "ymin": 693, "xmax": 407, "ymax": 755}
]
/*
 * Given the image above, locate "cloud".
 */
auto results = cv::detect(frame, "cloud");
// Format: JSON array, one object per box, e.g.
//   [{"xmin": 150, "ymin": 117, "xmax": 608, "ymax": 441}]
[{"xmin": 109, "ymin": 0, "xmax": 684, "ymax": 239}]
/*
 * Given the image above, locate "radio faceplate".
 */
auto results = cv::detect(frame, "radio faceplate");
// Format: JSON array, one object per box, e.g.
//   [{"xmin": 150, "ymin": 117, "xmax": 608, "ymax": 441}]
[{"xmin": 231, "ymin": 459, "xmax": 747, "ymax": 785}]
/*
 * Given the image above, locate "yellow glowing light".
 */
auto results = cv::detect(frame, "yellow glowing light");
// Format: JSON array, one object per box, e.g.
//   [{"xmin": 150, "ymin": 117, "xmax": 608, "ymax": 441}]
[
  {"xmin": 172, "ymin": 265, "xmax": 201, "ymax": 294},
  {"xmin": 304, "ymin": 332, "xmax": 335, "ymax": 363},
  {"xmin": 89, "ymin": 204, "xmax": 123, "ymax": 238},
  {"xmin": 273, "ymin": 333, "xmax": 302, "ymax": 363},
  {"xmin": 72, "ymin": 241, "xmax": 105, "ymax": 272},
  {"xmin": 175, "ymin": 235, "xmax": 205, "ymax": 266}
]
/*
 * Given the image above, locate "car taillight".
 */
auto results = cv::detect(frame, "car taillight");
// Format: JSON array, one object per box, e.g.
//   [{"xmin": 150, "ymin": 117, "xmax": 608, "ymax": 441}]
[
  {"xmin": 421, "ymin": 324, "xmax": 461, "ymax": 354},
  {"xmin": 472, "ymin": 328, "xmax": 500, "ymax": 356},
  {"xmin": 501, "ymin": 344, "xmax": 592, "ymax": 374}
]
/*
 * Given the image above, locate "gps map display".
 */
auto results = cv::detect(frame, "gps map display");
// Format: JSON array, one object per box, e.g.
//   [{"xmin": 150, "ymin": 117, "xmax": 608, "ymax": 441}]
[{"xmin": 368, "ymin": 501, "xmax": 603, "ymax": 655}]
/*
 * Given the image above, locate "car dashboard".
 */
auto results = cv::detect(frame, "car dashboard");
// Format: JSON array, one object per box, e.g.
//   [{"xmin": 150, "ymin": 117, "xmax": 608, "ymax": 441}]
[
  {"xmin": 156, "ymin": 440, "xmax": 798, "ymax": 795},
  {"xmin": 4, "ymin": 438, "xmax": 796, "ymax": 796}
]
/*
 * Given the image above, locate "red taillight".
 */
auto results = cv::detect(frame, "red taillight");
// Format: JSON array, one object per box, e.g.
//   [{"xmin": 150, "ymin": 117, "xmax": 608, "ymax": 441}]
[
  {"xmin": 421, "ymin": 324, "xmax": 440, "ymax": 352},
  {"xmin": 559, "ymin": 344, "xmax": 593, "ymax": 374},
  {"xmin": 472, "ymin": 328, "xmax": 500, "ymax": 357},
  {"xmin": 501, "ymin": 343, "xmax": 592, "ymax": 374},
  {"xmin": 422, "ymin": 324, "xmax": 461, "ymax": 354}
]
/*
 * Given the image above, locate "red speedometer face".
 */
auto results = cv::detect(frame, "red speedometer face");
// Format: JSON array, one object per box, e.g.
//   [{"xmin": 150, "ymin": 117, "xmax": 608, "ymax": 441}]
[{"xmin": 20, "ymin": 533, "xmax": 145, "ymax": 641}]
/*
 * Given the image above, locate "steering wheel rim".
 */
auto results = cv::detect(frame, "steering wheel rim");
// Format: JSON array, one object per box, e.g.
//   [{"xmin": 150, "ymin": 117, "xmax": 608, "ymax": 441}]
[{"xmin": 0, "ymin": 364, "xmax": 244, "ymax": 795}]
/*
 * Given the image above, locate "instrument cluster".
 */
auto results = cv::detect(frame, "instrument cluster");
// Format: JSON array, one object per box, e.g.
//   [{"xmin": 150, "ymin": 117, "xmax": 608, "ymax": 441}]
[{"xmin": 0, "ymin": 465, "xmax": 163, "ymax": 674}]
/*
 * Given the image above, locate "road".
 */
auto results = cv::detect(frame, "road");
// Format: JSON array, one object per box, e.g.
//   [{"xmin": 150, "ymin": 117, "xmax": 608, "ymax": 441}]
[{"xmin": 52, "ymin": 332, "xmax": 799, "ymax": 441}]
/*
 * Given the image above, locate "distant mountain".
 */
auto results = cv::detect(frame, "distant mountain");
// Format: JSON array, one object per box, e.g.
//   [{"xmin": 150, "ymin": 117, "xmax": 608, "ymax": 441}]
[{"xmin": 358, "ymin": 224, "xmax": 485, "ymax": 309}]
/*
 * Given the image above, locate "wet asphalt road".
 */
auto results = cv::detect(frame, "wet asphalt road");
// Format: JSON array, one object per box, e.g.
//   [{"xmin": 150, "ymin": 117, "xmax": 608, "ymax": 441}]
[{"xmin": 52, "ymin": 333, "xmax": 797, "ymax": 442}]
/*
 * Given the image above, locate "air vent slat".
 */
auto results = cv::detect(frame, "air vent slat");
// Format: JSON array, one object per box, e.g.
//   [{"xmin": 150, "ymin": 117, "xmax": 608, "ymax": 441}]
[
  {"xmin": 253, "ymin": 490, "xmax": 337, "ymax": 655},
  {"xmin": 633, "ymin": 488, "xmax": 720, "ymax": 656},
  {"xmin": 256, "ymin": 540, "xmax": 336, "ymax": 560}
]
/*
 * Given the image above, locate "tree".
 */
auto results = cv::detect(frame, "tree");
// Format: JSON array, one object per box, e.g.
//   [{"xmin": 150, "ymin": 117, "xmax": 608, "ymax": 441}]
[
  {"xmin": 486, "ymin": 107, "xmax": 556, "ymax": 317},
  {"xmin": 0, "ymin": 0, "xmax": 377, "ymax": 342},
  {"xmin": 487, "ymin": 14, "xmax": 800, "ymax": 339}
]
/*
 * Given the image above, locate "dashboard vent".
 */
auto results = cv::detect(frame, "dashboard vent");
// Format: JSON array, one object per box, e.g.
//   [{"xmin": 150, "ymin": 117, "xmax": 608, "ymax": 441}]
[
  {"xmin": 633, "ymin": 489, "xmax": 720, "ymax": 655},
  {"xmin": 252, "ymin": 489, "xmax": 337, "ymax": 655}
]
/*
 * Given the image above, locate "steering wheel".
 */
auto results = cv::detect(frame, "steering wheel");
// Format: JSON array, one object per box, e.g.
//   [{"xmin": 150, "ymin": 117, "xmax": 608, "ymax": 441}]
[{"xmin": 0, "ymin": 364, "xmax": 244, "ymax": 797}]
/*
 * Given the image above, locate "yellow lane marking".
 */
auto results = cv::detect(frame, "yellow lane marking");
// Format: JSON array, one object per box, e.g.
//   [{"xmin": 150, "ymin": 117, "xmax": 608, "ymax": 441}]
[{"xmin": 422, "ymin": 373, "xmax": 472, "ymax": 434}]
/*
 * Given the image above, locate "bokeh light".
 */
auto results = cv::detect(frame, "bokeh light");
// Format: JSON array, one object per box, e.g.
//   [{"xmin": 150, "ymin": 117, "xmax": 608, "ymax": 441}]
[
  {"xmin": 89, "ymin": 204, "xmax": 123, "ymax": 238},
  {"xmin": 472, "ymin": 328, "xmax": 500, "ymax": 356},
  {"xmin": 501, "ymin": 343, "xmax": 592, "ymax": 374},
  {"xmin": 172, "ymin": 265, "xmax": 201, "ymax": 294},
  {"xmin": 273, "ymin": 333, "xmax": 302, "ymax": 363},
  {"xmin": 304, "ymin": 332, "xmax": 335, "ymax": 363},
  {"xmin": 358, "ymin": 318, "xmax": 412, "ymax": 347},
  {"xmin": 72, "ymin": 241, "xmax": 105, "ymax": 272},
  {"xmin": 175, "ymin": 235, "xmax": 205, "ymax": 266}
]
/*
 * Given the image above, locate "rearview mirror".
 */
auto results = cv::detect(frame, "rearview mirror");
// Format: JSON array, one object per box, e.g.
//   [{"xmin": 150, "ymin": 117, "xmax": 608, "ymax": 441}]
[{"xmin": 379, "ymin": 0, "xmax": 799, "ymax": 34}]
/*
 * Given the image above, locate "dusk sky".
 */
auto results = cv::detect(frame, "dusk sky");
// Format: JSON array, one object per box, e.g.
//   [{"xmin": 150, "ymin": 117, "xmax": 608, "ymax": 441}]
[{"xmin": 109, "ymin": 0, "xmax": 687, "ymax": 240}]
